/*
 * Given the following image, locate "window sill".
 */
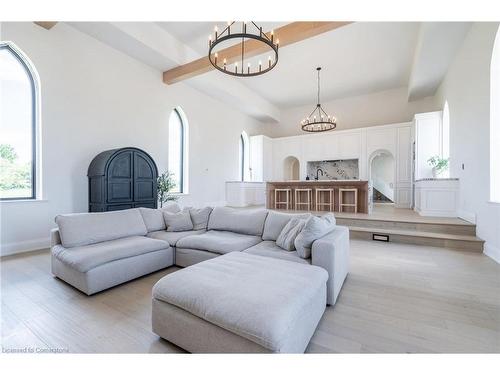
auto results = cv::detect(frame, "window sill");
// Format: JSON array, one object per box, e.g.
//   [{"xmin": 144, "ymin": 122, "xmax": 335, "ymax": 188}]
[
  {"xmin": 0, "ymin": 198, "xmax": 48, "ymax": 204},
  {"xmin": 171, "ymin": 192, "xmax": 190, "ymax": 197},
  {"xmin": 488, "ymin": 200, "xmax": 500, "ymax": 206}
]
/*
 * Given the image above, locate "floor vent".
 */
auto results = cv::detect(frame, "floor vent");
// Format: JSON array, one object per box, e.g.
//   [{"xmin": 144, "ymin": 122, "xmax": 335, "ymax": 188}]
[{"xmin": 372, "ymin": 233, "xmax": 389, "ymax": 242}]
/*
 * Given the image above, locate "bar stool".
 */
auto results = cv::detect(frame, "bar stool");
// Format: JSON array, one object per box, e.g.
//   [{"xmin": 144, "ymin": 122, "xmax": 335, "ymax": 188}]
[
  {"xmin": 294, "ymin": 188, "xmax": 313, "ymax": 211},
  {"xmin": 274, "ymin": 188, "xmax": 292, "ymax": 210},
  {"xmin": 315, "ymin": 188, "xmax": 334, "ymax": 211},
  {"xmin": 339, "ymin": 188, "xmax": 358, "ymax": 213}
]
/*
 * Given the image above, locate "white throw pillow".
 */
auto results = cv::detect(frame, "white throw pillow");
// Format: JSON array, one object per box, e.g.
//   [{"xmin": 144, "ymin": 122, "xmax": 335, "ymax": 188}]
[
  {"xmin": 189, "ymin": 207, "xmax": 213, "ymax": 230},
  {"xmin": 294, "ymin": 213, "xmax": 336, "ymax": 259},
  {"xmin": 139, "ymin": 207, "xmax": 166, "ymax": 232},
  {"xmin": 163, "ymin": 209, "xmax": 194, "ymax": 232},
  {"xmin": 160, "ymin": 202, "xmax": 181, "ymax": 214},
  {"xmin": 276, "ymin": 218, "xmax": 307, "ymax": 251}
]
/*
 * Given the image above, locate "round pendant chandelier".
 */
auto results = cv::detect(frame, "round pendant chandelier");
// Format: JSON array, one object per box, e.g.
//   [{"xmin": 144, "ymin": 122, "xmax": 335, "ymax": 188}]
[
  {"xmin": 208, "ymin": 22, "xmax": 279, "ymax": 77},
  {"xmin": 300, "ymin": 67, "xmax": 337, "ymax": 132}
]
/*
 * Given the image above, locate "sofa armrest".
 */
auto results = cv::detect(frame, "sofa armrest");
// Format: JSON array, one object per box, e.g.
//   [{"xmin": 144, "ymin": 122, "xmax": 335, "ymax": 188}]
[
  {"xmin": 311, "ymin": 225, "xmax": 350, "ymax": 305},
  {"xmin": 51, "ymin": 228, "xmax": 62, "ymax": 247}
]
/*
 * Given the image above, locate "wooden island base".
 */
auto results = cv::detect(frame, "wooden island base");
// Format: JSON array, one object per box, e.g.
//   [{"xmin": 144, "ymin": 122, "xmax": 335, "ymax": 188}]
[{"xmin": 266, "ymin": 180, "xmax": 369, "ymax": 214}]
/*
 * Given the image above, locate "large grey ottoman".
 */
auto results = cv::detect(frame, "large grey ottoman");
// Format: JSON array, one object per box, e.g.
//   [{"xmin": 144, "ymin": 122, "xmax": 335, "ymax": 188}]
[{"xmin": 152, "ymin": 251, "xmax": 328, "ymax": 353}]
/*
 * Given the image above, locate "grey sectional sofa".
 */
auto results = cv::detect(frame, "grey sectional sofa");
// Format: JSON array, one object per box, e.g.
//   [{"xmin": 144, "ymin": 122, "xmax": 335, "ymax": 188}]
[
  {"xmin": 51, "ymin": 208, "xmax": 174, "ymax": 295},
  {"xmin": 51, "ymin": 205, "xmax": 349, "ymax": 304}
]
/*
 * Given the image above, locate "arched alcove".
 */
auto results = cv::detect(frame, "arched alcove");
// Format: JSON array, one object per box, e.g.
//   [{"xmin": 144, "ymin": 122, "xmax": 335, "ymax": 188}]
[
  {"xmin": 369, "ymin": 149, "xmax": 395, "ymax": 203},
  {"xmin": 283, "ymin": 156, "xmax": 300, "ymax": 181}
]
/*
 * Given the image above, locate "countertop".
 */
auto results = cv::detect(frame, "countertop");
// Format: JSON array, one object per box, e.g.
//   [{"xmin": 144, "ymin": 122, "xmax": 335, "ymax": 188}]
[
  {"xmin": 268, "ymin": 179, "xmax": 366, "ymax": 183},
  {"xmin": 415, "ymin": 178, "xmax": 459, "ymax": 182}
]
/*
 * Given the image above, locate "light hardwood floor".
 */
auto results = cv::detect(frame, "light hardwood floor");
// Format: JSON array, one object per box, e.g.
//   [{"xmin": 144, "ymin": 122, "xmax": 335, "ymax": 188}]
[{"xmin": 1, "ymin": 239, "xmax": 499, "ymax": 353}]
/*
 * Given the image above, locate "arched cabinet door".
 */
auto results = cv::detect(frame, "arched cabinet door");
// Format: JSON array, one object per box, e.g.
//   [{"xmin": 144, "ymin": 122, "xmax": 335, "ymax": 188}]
[
  {"xmin": 107, "ymin": 150, "xmax": 134, "ymax": 203},
  {"xmin": 88, "ymin": 147, "xmax": 158, "ymax": 211},
  {"xmin": 133, "ymin": 150, "xmax": 157, "ymax": 203}
]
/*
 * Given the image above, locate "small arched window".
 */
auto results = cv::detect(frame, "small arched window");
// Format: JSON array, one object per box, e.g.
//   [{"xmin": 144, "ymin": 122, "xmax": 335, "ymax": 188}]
[
  {"xmin": 490, "ymin": 26, "xmax": 500, "ymax": 202},
  {"xmin": 168, "ymin": 108, "xmax": 188, "ymax": 193},
  {"xmin": 0, "ymin": 43, "xmax": 39, "ymax": 200},
  {"xmin": 239, "ymin": 131, "xmax": 250, "ymax": 181}
]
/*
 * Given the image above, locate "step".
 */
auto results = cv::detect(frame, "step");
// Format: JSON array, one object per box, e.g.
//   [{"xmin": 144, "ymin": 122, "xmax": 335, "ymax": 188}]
[
  {"xmin": 336, "ymin": 217, "xmax": 476, "ymax": 236},
  {"xmin": 348, "ymin": 226, "xmax": 484, "ymax": 252}
]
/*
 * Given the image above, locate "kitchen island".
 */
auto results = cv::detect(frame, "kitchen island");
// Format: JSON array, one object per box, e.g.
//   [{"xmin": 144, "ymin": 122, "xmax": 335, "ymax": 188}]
[{"xmin": 266, "ymin": 180, "xmax": 370, "ymax": 213}]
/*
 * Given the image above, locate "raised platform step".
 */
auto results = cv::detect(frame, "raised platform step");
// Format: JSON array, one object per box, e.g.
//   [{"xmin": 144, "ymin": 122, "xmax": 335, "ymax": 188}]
[
  {"xmin": 336, "ymin": 217, "xmax": 476, "ymax": 236},
  {"xmin": 349, "ymin": 226, "xmax": 484, "ymax": 252}
]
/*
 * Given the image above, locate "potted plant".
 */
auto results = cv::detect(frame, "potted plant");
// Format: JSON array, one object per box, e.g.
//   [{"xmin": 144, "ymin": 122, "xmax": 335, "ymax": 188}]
[
  {"xmin": 427, "ymin": 156, "xmax": 449, "ymax": 178},
  {"xmin": 157, "ymin": 171, "xmax": 179, "ymax": 208}
]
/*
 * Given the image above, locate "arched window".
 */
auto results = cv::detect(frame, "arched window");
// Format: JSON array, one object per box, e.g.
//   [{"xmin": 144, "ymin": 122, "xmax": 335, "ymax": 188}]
[
  {"xmin": 0, "ymin": 43, "xmax": 39, "ymax": 200},
  {"xmin": 491, "ymin": 27, "xmax": 500, "ymax": 203},
  {"xmin": 442, "ymin": 101, "xmax": 450, "ymax": 178},
  {"xmin": 168, "ymin": 108, "xmax": 188, "ymax": 193},
  {"xmin": 239, "ymin": 131, "xmax": 250, "ymax": 181}
]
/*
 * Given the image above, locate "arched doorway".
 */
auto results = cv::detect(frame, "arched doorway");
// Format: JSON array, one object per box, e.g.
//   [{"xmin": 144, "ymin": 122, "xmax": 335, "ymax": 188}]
[
  {"xmin": 369, "ymin": 150, "xmax": 395, "ymax": 204},
  {"xmin": 283, "ymin": 156, "xmax": 300, "ymax": 181}
]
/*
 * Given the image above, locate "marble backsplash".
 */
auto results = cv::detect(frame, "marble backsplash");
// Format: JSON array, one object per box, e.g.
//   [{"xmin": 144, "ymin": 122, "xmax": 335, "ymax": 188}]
[{"xmin": 307, "ymin": 159, "xmax": 359, "ymax": 180}]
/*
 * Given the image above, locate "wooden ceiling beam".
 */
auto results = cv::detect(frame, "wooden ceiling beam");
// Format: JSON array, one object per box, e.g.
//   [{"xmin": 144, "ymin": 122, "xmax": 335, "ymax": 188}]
[
  {"xmin": 163, "ymin": 21, "xmax": 352, "ymax": 85},
  {"xmin": 34, "ymin": 22, "xmax": 58, "ymax": 30}
]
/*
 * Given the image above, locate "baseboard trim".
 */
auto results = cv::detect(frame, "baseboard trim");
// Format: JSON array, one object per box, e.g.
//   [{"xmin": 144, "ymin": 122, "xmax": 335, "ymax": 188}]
[
  {"xmin": 1, "ymin": 237, "xmax": 50, "ymax": 257},
  {"xmin": 484, "ymin": 242, "xmax": 500, "ymax": 264},
  {"xmin": 457, "ymin": 209, "xmax": 476, "ymax": 224}
]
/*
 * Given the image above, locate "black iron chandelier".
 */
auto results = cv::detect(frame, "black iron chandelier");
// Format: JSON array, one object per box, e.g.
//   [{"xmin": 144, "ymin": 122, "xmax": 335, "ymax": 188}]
[
  {"xmin": 300, "ymin": 67, "xmax": 337, "ymax": 132},
  {"xmin": 208, "ymin": 21, "xmax": 279, "ymax": 77}
]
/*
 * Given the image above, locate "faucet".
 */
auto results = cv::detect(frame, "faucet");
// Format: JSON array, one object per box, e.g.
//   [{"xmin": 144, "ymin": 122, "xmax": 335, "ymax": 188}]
[{"xmin": 315, "ymin": 168, "xmax": 324, "ymax": 180}]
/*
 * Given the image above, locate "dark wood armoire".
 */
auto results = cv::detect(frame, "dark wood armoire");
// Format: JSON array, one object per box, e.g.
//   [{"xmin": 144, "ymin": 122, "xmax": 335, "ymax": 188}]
[{"xmin": 87, "ymin": 147, "xmax": 158, "ymax": 212}]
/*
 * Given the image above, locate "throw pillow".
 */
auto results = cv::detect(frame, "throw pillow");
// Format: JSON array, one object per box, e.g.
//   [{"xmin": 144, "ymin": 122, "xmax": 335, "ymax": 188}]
[
  {"xmin": 189, "ymin": 207, "xmax": 213, "ymax": 230},
  {"xmin": 160, "ymin": 202, "xmax": 181, "ymax": 214},
  {"xmin": 276, "ymin": 218, "xmax": 307, "ymax": 251},
  {"xmin": 163, "ymin": 209, "xmax": 194, "ymax": 232},
  {"xmin": 294, "ymin": 213, "xmax": 336, "ymax": 259},
  {"xmin": 139, "ymin": 207, "xmax": 166, "ymax": 232}
]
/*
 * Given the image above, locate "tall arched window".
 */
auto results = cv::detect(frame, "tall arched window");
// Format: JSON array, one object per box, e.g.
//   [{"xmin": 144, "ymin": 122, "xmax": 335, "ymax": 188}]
[
  {"xmin": 491, "ymin": 26, "xmax": 500, "ymax": 202},
  {"xmin": 0, "ymin": 43, "xmax": 39, "ymax": 200},
  {"xmin": 239, "ymin": 131, "xmax": 250, "ymax": 181},
  {"xmin": 168, "ymin": 108, "xmax": 188, "ymax": 193},
  {"xmin": 442, "ymin": 101, "xmax": 450, "ymax": 178}
]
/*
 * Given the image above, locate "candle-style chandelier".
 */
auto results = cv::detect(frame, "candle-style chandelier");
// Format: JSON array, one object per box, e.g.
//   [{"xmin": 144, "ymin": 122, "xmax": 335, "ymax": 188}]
[
  {"xmin": 208, "ymin": 21, "xmax": 279, "ymax": 77},
  {"xmin": 300, "ymin": 67, "xmax": 337, "ymax": 132}
]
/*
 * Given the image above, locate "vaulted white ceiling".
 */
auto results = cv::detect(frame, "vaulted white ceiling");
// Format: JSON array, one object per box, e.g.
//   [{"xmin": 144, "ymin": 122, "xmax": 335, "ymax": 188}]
[{"xmin": 66, "ymin": 21, "xmax": 470, "ymax": 121}]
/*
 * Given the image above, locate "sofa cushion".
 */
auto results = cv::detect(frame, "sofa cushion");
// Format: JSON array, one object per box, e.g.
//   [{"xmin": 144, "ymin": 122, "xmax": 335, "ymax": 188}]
[
  {"xmin": 55, "ymin": 208, "xmax": 148, "ymax": 248},
  {"xmin": 208, "ymin": 207, "xmax": 268, "ymax": 236},
  {"xmin": 176, "ymin": 230, "xmax": 262, "ymax": 255},
  {"xmin": 190, "ymin": 207, "xmax": 213, "ymax": 230},
  {"xmin": 243, "ymin": 241, "xmax": 310, "ymax": 265},
  {"xmin": 152, "ymin": 252, "xmax": 328, "ymax": 352},
  {"xmin": 52, "ymin": 236, "xmax": 169, "ymax": 273},
  {"xmin": 295, "ymin": 213, "xmax": 336, "ymax": 259},
  {"xmin": 163, "ymin": 210, "xmax": 194, "ymax": 232},
  {"xmin": 147, "ymin": 229, "xmax": 206, "ymax": 247},
  {"xmin": 276, "ymin": 218, "xmax": 307, "ymax": 251},
  {"xmin": 262, "ymin": 211, "xmax": 312, "ymax": 241}
]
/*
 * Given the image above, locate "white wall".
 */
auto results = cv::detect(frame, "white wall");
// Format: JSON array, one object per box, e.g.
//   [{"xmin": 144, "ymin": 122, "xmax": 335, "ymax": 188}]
[
  {"xmin": 264, "ymin": 87, "xmax": 439, "ymax": 137},
  {"xmin": 0, "ymin": 22, "xmax": 266, "ymax": 255},
  {"xmin": 433, "ymin": 22, "xmax": 500, "ymax": 263}
]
